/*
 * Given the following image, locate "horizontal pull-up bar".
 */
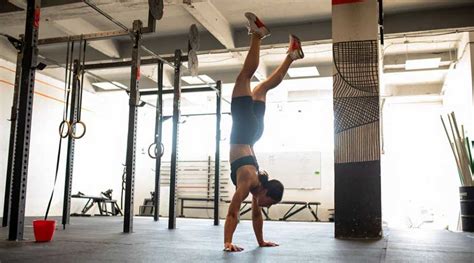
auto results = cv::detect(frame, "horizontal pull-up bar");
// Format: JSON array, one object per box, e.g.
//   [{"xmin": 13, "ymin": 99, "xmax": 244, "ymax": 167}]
[
  {"xmin": 37, "ymin": 26, "xmax": 160, "ymax": 46},
  {"xmin": 38, "ymin": 29, "xmax": 133, "ymax": 45},
  {"xmin": 38, "ymin": 54, "xmax": 158, "ymax": 109},
  {"xmin": 164, "ymin": 112, "xmax": 231, "ymax": 118},
  {"xmin": 141, "ymin": 84, "xmax": 231, "ymax": 105},
  {"xmin": 83, "ymin": 55, "xmax": 188, "ymax": 70},
  {"xmin": 140, "ymin": 86, "xmax": 217, "ymax": 96}
]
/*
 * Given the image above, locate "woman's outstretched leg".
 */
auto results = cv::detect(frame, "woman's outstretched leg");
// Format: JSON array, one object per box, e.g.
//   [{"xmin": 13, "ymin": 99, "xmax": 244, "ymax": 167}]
[
  {"xmin": 232, "ymin": 13, "xmax": 270, "ymax": 98},
  {"xmin": 252, "ymin": 34, "xmax": 304, "ymax": 102}
]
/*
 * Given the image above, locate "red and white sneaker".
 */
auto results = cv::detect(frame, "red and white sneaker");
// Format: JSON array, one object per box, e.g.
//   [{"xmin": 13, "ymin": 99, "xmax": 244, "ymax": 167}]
[
  {"xmin": 245, "ymin": 12, "xmax": 271, "ymax": 39},
  {"xmin": 287, "ymin": 34, "xmax": 304, "ymax": 60}
]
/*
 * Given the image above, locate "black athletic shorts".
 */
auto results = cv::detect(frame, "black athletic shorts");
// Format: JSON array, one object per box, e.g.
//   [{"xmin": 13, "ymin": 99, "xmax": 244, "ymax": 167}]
[{"xmin": 230, "ymin": 96, "xmax": 266, "ymax": 146}]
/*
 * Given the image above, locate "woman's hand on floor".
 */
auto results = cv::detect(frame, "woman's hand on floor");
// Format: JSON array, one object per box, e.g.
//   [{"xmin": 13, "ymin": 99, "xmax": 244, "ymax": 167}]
[
  {"xmin": 224, "ymin": 242, "xmax": 244, "ymax": 252},
  {"xmin": 259, "ymin": 241, "xmax": 279, "ymax": 247}
]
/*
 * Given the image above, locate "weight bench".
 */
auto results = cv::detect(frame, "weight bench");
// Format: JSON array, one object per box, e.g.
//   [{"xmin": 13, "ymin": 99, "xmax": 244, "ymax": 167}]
[
  {"xmin": 278, "ymin": 201, "xmax": 321, "ymax": 221},
  {"xmin": 179, "ymin": 197, "xmax": 269, "ymax": 219},
  {"xmin": 179, "ymin": 197, "xmax": 320, "ymax": 221},
  {"xmin": 71, "ymin": 194, "xmax": 122, "ymax": 216},
  {"xmin": 278, "ymin": 201, "xmax": 307, "ymax": 221},
  {"xmin": 238, "ymin": 201, "xmax": 270, "ymax": 220},
  {"xmin": 307, "ymin": 202, "xmax": 321, "ymax": 221}
]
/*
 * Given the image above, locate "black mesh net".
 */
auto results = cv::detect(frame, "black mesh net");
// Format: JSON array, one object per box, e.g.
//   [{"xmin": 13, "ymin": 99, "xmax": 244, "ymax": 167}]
[
  {"xmin": 334, "ymin": 96, "xmax": 379, "ymax": 133},
  {"xmin": 333, "ymin": 40, "xmax": 380, "ymax": 133},
  {"xmin": 333, "ymin": 40, "xmax": 379, "ymax": 94}
]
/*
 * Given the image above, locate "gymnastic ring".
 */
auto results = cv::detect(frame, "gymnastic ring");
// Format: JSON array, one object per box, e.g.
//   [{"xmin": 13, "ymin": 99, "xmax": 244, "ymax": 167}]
[
  {"xmin": 148, "ymin": 143, "xmax": 157, "ymax": 159},
  {"xmin": 70, "ymin": 121, "xmax": 87, "ymax": 139},
  {"xmin": 148, "ymin": 142, "xmax": 164, "ymax": 159},
  {"xmin": 59, "ymin": 120, "xmax": 71, "ymax": 138}
]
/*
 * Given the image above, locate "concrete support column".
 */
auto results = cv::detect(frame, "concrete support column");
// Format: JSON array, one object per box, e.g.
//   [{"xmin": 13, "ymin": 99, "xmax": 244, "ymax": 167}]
[{"xmin": 332, "ymin": 0, "xmax": 382, "ymax": 238}]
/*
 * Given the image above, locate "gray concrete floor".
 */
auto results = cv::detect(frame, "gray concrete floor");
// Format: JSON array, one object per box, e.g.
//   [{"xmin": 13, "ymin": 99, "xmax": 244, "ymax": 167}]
[{"xmin": 0, "ymin": 217, "xmax": 473, "ymax": 262}]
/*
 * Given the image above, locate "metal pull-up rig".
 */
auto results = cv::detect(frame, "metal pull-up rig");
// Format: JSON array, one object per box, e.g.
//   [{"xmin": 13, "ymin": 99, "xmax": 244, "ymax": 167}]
[{"xmin": 3, "ymin": 0, "xmax": 225, "ymax": 240}]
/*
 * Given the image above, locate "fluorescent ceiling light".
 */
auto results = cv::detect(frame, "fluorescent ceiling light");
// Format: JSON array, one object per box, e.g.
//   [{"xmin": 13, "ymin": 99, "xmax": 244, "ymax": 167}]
[
  {"xmin": 181, "ymin": 75, "xmax": 215, "ymax": 85},
  {"xmin": 288, "ymin": 66, "xmax": 320, "ymax": 78},
  {"xmin": 92, "ymin": 81, "xmax": 127, "ymax": 90},
  {"xmin": 405, "ymin": 58, "xmax": 441, "ymax": 70}
]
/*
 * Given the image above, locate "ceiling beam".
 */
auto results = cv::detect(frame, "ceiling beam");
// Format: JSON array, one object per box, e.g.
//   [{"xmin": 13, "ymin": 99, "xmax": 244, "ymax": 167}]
[
  {"xmin": 383, "ymin": 64, "xmax": 450, "ymax": 74},
  {"xmin": 120, "ymin": 5, "xmax": 474, "ymax": 57},
  {"xmin": 7, "ymin": 0, "xmax": 26, "ymax": 9},
  {"xmin": 181, "ymin": 0, "xmax": 235, "ymax": 49},
  {"xmin": 384, "ymin": 5, "xmax": 474, "ymax": 37},
  {"xmin": 1, "ymin": 3, "xmax": 473, "ymax": 69},
  {"xmin": 0, "ymin": 0, "xmax": 22, "ymax": 12},
  {"xmin": 384, "ymin": 51, "xmax": 454, "ymax": 65},
  {"xmin": 385, "ymin": 83, "xmax": 443, "ymax": 97},
  {"xmin": 0, "ymin": 37, "xmax": 19, "ymax": 62},
  {"xmin": 2, "ymin": 4, "xmax": 473, "ymax": 53},
  {"xmin": 0, "ymin": 1, "xmax": 148, "ymax": 25},
  {"xmin": 140, "ymin": 64, "xmax": 174, "ymax": 87},
  {"xmin": 383, "ymin": 51, "xmax": 453, "ymax": 73},
  {"xmin": 53, "ymin": 18, "xmax": 121, "ymax": 58}
]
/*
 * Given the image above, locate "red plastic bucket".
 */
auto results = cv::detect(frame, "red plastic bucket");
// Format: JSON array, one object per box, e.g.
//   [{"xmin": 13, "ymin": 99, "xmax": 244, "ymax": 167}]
[{"xmin": 33, "ymin": 220, "xmax": 56, "ymax": 242}]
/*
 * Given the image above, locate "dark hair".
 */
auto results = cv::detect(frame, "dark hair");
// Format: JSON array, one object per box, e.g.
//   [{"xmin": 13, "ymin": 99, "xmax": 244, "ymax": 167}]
[{"xmin": 258, "ymin": 170, "xmax": 284, "ymax": 203}]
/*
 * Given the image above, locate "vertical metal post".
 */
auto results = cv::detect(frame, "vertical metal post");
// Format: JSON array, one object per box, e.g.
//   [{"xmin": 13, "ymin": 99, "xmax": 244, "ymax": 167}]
[
  {"xmin": 207, "ymin": 156, "xmax": 211, "ymax": 199},
  {"xmin": 124, "ymin": 20, "xmax": 142, "ymax": 233},
  {"xmin": 378, "ymin": 0, "xmax": 384, "ymax": 46},
  {"xmin": 168, "ymin": 49, "xmax": 182, "ymax": 230},
  {"xmin": 62, "ymin": 59, "xmax": 80, "ymax": 229},
  {"xmin": 8, "ymin": 0, "xmax": 41, "ymax": 241},
  {"xmin": 3, "ymin": 43, "xmax": 23, "ymax": 227},
  {"xmin": 153, "ymin": 61, "xmax": 164, "ymax": 222},
  {"xmin": 213, "ymin": 81, "xmax": 222, "ymax": 226}
]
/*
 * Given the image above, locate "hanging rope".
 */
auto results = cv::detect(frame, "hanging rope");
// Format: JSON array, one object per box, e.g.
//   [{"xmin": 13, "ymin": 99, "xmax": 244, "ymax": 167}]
[
  {"xmin": 58, "ymin": 39, "xmax": 73, "ymax": 138},
  {"xmin": 45, "ymin": 38, "xmax": 74, "ymax": 220}
]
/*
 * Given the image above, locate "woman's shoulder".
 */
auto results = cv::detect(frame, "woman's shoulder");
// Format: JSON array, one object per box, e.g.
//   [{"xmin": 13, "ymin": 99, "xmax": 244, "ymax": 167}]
[{"xmin": 236, "ymin": 165, "xmax": 259, "ymax": 186}]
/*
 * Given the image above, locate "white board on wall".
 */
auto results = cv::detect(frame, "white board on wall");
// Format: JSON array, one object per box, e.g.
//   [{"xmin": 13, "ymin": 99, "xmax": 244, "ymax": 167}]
[{"xmin": 256, "ymin": 151, "xmax": 321, "ymax": 189}]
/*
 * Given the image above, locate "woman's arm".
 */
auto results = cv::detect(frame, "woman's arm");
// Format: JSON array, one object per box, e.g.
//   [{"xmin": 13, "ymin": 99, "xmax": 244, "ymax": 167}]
[
  {"xmin": 251, "ymin": 197, "xmax": 265, "ymax": 245},
  {"xmin": 251, "ymin": 197, "xmax": 279, "ymax": 247},
  {"xmin": 224, "ymin": 185, "xmax": 250, "ymax": 252}
]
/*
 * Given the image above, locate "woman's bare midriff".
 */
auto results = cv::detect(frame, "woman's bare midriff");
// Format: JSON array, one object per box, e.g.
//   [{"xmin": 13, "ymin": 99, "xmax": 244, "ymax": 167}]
[{"xmin": 230, "ymin": 144, "xmax": 254, "ymax": 163}]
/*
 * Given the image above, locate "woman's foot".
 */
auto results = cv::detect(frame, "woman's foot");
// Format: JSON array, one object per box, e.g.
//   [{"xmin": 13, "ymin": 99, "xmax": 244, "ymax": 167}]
[
  {"xmin": 287, "ymin": 34, "xmax": 304, "ymax": 60},
  {"xmin": 245, "ymin": 12, "xmax": 271, "ymax": 39}
]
